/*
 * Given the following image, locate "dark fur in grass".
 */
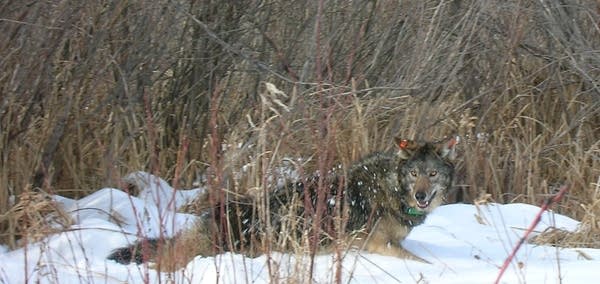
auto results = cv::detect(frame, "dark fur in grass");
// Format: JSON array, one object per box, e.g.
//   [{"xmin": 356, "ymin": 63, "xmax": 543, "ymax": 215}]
[{"xmin": 108, "ymin": 138, "xmax": 457, "ymax": 267}]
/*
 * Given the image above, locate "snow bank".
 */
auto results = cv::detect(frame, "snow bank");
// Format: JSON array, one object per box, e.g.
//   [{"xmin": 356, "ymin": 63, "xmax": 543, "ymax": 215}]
[{"xmin": 0, "ymin": 172, "xmax": 597, "ymax": 283}]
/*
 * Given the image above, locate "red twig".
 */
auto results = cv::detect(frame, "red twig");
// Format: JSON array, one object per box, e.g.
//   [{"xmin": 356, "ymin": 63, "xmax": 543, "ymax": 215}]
[{"xmin": 494, "ymin": 184, "xmax": 569, "ymax": 284}]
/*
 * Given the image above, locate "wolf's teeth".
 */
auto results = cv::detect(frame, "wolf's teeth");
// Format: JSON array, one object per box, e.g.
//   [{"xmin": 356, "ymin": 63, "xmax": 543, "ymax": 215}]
[{"xmin": 416, "ymin": 201, "xmax": 429, "ymax": 208}]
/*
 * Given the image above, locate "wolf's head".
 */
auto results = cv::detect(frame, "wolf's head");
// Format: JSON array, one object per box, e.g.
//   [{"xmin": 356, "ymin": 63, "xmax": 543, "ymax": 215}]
[{"xmin": 395, "ymin": 137, "xmax": 457, "ymax": 214}]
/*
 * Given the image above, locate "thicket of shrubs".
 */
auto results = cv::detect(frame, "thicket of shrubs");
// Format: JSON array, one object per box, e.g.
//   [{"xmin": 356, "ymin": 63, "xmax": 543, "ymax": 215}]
[{"xmin": 1, "ymin": 0, "xmax": 598, "ymax": 248}]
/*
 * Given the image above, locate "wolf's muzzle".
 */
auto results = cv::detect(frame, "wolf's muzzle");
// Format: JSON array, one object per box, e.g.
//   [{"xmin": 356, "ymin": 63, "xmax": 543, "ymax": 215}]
[{"xmin": 415, "ymin": 190, "xmax": 437, "ymax": 208}]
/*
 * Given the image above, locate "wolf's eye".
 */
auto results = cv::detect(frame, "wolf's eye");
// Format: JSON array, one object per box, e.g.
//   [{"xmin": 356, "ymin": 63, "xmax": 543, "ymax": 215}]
[
  {"xmin": 429, "ymin": 170, "xmax": 438, "ymax": 177},
  {"xmin": 410, "ymin": 170, "xmax": 418, "ymax": 177}
]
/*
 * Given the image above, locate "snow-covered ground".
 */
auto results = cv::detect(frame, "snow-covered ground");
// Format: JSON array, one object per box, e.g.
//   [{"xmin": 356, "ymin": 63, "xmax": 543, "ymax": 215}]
[{"xmin": 1, "ymin": 171, "xmax": 598, "ymax": 283}]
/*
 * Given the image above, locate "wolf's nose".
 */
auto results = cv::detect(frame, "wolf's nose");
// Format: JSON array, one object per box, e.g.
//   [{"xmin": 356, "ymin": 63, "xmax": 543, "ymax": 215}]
[{"xmin": 415, "ymin": 191, "xmax": 427, "ymax": 202}]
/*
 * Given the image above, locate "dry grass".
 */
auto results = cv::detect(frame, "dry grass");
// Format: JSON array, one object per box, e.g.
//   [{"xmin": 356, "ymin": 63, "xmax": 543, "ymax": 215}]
[
  {"xmin": 532, "ymin": 176, "xmax": 600, "ymax": 249},
  {"xmin": 0, "ymin": 0, "xmax": 599, "ymax": 272},
  {"xmin": 0, "ymin": 189, "xmax": 72, "ymax": 248}
]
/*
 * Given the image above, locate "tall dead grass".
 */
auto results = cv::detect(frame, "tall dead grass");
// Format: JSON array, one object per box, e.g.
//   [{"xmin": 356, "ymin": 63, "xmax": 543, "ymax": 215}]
[{"xmin": 0, "ymin": 0, "xmax": 598, "ymax": 268}]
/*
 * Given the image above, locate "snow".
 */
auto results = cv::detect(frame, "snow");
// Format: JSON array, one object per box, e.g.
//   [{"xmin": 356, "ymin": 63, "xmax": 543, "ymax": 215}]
[{"xmin": 1, "ymin": 171, "xmax": 598, "ymax": 283}]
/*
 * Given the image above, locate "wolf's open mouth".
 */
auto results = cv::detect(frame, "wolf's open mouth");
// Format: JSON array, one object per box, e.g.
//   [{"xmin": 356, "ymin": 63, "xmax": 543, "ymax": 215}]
[
  {"xmin": 415, "ymin": 191, "xmax": 437, "ymax": 209},
  {"xmin": 416, "ymin": 201, "xmax": 430, "ymax": 208}
]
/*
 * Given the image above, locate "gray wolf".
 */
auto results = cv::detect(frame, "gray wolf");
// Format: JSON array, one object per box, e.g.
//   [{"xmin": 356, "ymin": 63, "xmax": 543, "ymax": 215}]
[{"xmin": 107, "ymin": 137, "xmax": 457, "ymax": 269}]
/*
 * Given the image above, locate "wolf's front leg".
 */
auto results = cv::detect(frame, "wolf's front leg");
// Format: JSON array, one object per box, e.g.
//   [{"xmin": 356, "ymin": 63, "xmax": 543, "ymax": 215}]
[{"xmin": 361, "ymin": 215, "xmax": 430, "ymax": 263}]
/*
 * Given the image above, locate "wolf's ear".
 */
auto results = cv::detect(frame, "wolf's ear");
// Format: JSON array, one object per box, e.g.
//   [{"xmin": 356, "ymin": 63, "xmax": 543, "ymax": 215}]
[
  {"xmin": 394, "ymin": 137, "xmax": 417, "ymax": 160},
  {"xmin": 437, "ymin": 136, "xmax": 459, "ymax": 161}
]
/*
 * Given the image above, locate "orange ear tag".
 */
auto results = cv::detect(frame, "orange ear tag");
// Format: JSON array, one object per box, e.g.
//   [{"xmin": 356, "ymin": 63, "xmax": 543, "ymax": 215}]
[{"xmin": 399, "ymin": 139, "xmax": 409, "ymax": 149}]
